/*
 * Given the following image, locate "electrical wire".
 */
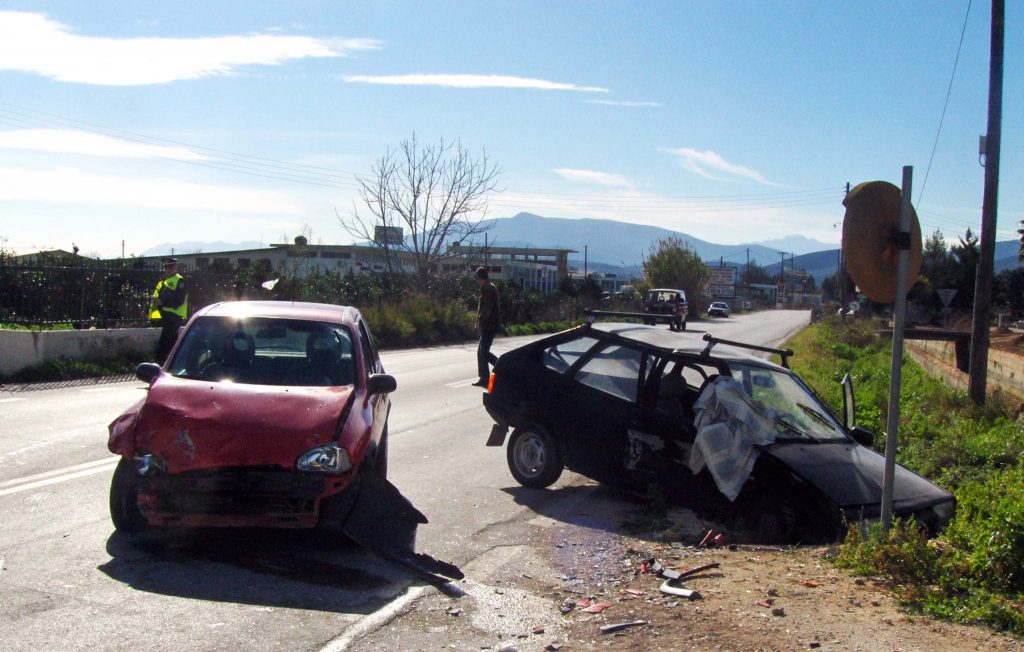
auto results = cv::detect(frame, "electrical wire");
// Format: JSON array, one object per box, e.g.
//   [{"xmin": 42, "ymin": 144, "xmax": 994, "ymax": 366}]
[
  {"xmin": 0, "ymin": 102, "xmax": 845, "ymax": 212},
  {"xmin": 917, "ymin": 0, "xmax": 973, "ymax": 208}
]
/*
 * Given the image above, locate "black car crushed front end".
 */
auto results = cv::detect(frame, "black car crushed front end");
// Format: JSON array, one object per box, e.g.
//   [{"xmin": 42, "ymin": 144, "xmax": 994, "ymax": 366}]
[{"xmin": 480, "ymin": 321, "xmax": 957, "ymax": 543}]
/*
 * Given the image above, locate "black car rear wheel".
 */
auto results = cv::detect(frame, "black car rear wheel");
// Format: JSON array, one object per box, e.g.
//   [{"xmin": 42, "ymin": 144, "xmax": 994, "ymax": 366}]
[
  {"xmin": 109, "ymin": 459, "xmax": 147, "ymax": 533},
  {"xmin": 507, "ymin": 425, "xmax": 563, "ymax": 488}
]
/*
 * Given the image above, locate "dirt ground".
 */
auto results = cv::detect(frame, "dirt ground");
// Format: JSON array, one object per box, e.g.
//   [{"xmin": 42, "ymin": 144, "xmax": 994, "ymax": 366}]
[
  {"xmin": 543, "ymin": 528, "xmax": 1019, "ymax": 652},
  {"xmin": 355, "ymin": 486, "xmax": 1020, "ymax": 652},
  {"xmin": 991, "ymin": 330, "xmax": 1024, "ymax": 356}
]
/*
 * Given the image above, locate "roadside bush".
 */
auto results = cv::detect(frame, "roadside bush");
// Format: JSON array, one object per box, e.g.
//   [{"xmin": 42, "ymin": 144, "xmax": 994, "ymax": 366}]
[
  {"xmin": 1, "ymin": 355, "xmax": 143, "ymax": 384},
  {"xmin": 361, "ymin": 296, "xmax": 474, "ymax": 349},
  {"xmin": 790, "ymin": 317, "xmax": 1024, "ymax": 635}
]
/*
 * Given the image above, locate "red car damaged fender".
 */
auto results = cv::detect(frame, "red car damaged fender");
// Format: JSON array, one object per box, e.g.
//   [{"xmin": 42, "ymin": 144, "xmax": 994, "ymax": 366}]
[
  {"xmin": 106, "ymin": 301, "xmax": 390, "ymax": 531},
  {"xmin": 110, "ymin": 377, "xmax": 363, "ymax": 472},
  {"xmin": 108, "ymin": 377, "xmax": 369, "ymax": 528}
]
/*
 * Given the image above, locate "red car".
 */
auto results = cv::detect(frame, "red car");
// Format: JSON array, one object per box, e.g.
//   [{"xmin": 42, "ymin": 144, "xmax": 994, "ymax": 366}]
[{"xmin": 107, "ymin": 301, "xmax": 396, "ymax": 531}]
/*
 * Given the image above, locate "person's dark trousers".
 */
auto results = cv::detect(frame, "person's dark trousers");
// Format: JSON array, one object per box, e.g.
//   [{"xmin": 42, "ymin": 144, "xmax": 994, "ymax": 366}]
[
  {"xmin": 155, "ymin": 313, "xmax": 184, "ymax": 365},
  {"xmin": 477, "ymin": 330, "xmax": 498, "ymax": 382}
]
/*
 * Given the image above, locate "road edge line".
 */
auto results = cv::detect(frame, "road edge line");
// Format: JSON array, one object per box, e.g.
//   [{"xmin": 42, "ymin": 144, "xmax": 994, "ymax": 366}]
[{"xmin": 318, "ymin": 584, "xmax": 429, "ymax": 652}]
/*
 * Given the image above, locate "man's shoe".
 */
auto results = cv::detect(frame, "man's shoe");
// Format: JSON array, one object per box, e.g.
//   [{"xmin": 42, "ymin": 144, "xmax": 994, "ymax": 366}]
[{"xmin": 471, "ymin": 379, "xmax": 488, "ymax": 387}]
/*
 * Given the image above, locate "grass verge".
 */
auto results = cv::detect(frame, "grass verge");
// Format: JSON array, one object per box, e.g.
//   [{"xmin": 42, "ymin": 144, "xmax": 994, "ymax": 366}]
[
  {"xmin": 1, "ymin": 355, "xmax": 144, "ymax": 384},
  {"xmin": 787, "ymin": 315, "xmax": 1024, "ymax": 635}
]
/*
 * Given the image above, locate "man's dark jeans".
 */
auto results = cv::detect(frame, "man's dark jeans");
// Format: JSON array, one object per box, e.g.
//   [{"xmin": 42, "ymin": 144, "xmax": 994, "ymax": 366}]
[
  {"xmin": 155, "ymin": 313, "xmax": 183, "ymax": 365},
  {"xmin": 477, "ymin": 330, "xmax": 498, "ymax": 382}
]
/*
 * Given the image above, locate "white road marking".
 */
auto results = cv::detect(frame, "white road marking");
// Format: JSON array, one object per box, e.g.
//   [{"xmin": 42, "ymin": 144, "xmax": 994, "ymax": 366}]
[
  {"xmin": 81, "ymin": 386, "xmax": 125, "ymax": 393},
  {"xmin": 0, "ymin": 397, "xmax": 27, "ymax": 403},
  {"xmin": 0, "ymin": 441, "xmax": 54, "ymax": 460},
  {"xmin": 445, "ymin": 377, "xmax": 481, "ymax": 388},
  {"xmin": 319, "ymin": 585, "xmax": 429, "ymax": 652},
  {"xmin": 0, "ymin": 457, "xmax": 120, "ymax": 493},
  {"xmin": 0, "ymin": 461, "xmax": 119, "ymax": 497}
]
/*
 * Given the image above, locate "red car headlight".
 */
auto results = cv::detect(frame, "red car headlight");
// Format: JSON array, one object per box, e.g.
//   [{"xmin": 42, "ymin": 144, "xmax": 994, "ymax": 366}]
[{"xmin": 296, "ymin": 445, "xmax": 352, "ymax": 473}]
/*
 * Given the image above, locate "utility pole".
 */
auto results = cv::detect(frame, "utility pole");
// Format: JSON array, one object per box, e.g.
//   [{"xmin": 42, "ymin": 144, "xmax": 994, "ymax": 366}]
[
  {"xmin": 969, "ymin": 0, "xmax": 1004, "ymax": 405},
  {"xmin": 840, "ymin": 182, "xmax": 850, "ymax": 305},
  {"xmin": 584, "ymin": 245, "xmax": 588, "ymax": 278},
  {"xmin": 778, "ymin": 251, "xmax": 786, "ymax": 303}
]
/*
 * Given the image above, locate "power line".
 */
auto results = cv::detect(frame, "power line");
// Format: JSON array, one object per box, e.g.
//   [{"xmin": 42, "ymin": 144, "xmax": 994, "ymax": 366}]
[
  {"xmin": 917, "ymin": 0, "xmax": 973, "ymax": 207},
  {"xmin": 0, "ymin": 101, "xmax": 849, "ymax": 213}
]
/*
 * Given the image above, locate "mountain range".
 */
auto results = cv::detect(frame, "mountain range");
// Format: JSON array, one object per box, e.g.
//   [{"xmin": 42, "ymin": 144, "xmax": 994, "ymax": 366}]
[{"xmin": 145, "ymin": 212, "xmax": 1020, "ymax": 282}]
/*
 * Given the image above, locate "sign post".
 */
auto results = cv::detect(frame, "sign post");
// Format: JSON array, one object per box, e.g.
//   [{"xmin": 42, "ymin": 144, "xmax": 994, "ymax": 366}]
[{"xmin": 880, "ymin": 166, "xmax": 913, "ymax": 531}]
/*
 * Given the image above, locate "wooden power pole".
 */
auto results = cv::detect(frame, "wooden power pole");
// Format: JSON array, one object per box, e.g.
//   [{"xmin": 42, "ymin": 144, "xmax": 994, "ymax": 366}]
[{"xmin": 969, "ymin": 0, "xmax": 1004, "ymax": 404}]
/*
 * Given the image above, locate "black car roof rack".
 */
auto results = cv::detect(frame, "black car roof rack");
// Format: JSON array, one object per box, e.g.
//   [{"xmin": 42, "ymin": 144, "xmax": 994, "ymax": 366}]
[{"xmin": 696, "ymin": 333, "xmax": 794, "ymax": 368}]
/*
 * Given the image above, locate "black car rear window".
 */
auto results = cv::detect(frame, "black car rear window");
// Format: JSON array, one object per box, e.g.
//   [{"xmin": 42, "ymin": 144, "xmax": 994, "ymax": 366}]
[
  {"xmin": 574, "ymin": 344, "xmax": 643, "ymax": 402},
  {"xmin": 543, "ymin": 336, "xmax": 599, "ymax": 373}
]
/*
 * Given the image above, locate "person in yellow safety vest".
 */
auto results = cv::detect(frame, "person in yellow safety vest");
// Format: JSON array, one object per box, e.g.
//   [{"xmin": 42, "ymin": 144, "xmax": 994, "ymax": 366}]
[{"xmin": 150, "ymin": 258, "xmax": 188, "ymax": 364}]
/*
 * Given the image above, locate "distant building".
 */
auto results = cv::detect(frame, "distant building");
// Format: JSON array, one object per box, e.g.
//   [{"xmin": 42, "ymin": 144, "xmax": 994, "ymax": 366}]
[
  {"xmin": 9, "ymin": 249, "xmax": 86, "ymax": 265},
  {"xmin": 567, "ymin": 270, "xmax": 635, "ymax": 294},
  {"xmin": 445, "ymin": 243, "xmax": 575, "ymax": 293},
  {"xmin": 136, "ymin": 240, "xmax": 577, "ymax": 294}
]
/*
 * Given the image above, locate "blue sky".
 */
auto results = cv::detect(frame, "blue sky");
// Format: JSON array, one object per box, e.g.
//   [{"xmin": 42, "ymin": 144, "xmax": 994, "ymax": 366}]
[{"xmin": 0, "ymin": 1, "xmax": 1019, "ymax": 257}]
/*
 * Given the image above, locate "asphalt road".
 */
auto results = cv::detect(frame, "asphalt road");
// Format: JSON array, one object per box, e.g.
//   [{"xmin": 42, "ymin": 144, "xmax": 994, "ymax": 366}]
[{"xmin": 0, "ymin": 310, "xmax": 810, "ymax": 651}]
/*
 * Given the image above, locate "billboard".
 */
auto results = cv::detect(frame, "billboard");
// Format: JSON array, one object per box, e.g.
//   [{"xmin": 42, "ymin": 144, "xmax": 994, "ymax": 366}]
[
  {"xmin": 708, "ymin": 265, "xmax": 736, "ymax": 298},
  {"xmin": 374, "ymin": 225, "xmax": 404, "ymax": 246}
]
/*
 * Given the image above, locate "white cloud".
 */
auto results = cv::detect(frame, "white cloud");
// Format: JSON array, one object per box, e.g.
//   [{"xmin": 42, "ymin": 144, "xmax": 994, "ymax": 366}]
[
  {"xmin": 0, "ymin": 166, "xmax": 303, "ymax": 214},
  {"xmin": 0, "ymin": 11, "xmax": 380, "ymax": 86},
  {"xmin": 588, "ymin": 99, "xmax": 662, "ymax": 107},
  {"xmin": 0, "ymin": 129, "xmax": 208, "ymax": 160},
  {"xmin": 662, "ymin": 147, "xmax": 780, "ymax": 186},
  {"xmin": 552, "ymin": 168, "xmax": 632, "ymax": 189},
  {"xmin": 343, "ymin": 73, "xmax": 608, "ymax": 93}
]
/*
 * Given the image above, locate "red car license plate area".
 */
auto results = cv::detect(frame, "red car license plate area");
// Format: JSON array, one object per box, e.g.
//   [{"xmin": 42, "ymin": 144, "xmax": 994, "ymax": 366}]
[{"xmin": 137, "ymin": 469, "xmax": 347, "ymax": 528}]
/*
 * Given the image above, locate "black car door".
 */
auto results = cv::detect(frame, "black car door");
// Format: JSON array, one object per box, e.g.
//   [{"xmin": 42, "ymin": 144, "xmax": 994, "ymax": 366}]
[{"xmin": 560, "ymin": 342, "xmax": 646, "ymax": 481}]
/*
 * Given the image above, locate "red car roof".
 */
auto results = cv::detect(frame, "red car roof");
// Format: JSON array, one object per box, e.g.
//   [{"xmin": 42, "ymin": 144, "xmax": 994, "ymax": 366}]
[{"xmin": 195, "ymin": 301, "xmax": 358, "ymax": 325}]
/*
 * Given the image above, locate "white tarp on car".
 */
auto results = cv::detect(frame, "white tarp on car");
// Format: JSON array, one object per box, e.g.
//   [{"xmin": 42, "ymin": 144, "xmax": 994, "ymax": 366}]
[{"xmin": 689, "ymin": 376, "xmax": 777, "ymax": 501}]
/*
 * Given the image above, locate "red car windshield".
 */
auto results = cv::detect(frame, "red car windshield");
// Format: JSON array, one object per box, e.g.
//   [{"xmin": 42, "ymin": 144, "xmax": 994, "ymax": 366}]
[{"xmin": 168, "ymin": 316, "xmax": 356, "ymax": 387}]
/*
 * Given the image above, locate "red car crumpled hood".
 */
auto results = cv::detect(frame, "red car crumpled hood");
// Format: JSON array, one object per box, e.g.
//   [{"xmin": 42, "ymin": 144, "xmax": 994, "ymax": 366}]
[{"xmin": 133, "ymin": 376, "xmax": 352, "ymax": 473}]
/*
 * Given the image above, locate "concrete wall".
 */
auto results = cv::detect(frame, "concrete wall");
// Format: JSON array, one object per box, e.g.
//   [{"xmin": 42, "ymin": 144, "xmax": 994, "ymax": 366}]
[
  {"xmin": 907, "ymin": 339, "xmax": 1024, "ymax": 403},
  {"xmin": 0, "ymin": 328, "xmax": 160, "ymax": 377}
]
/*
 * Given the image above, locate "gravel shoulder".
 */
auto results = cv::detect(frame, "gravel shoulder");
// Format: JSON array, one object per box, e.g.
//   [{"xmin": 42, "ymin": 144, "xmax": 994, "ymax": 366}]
[{"xmin": 351, "ymin": 481, "xmax": 1019, "ymax": 652}]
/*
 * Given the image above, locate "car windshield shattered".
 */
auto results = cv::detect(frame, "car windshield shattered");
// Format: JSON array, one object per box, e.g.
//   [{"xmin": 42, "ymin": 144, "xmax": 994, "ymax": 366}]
[
  {"xmin": 728, "ymin": 362, "xmax": 846, "ymax": 441},
  {"xmin": 167, "ymin": 316, "xmax": 355, "ymax": 386}
]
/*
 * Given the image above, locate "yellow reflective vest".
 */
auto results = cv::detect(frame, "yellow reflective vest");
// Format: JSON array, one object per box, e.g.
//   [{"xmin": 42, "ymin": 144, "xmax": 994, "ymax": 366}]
[{"xmin": 149, "ymin": 274, "xmax": 188, "ymax": 321}]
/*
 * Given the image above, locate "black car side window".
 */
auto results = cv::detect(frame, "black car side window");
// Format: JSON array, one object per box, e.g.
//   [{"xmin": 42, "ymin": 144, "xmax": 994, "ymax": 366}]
[
  {"xmin": 574, "ymin": 344, "xmax": 643, "ymax": 402},
  {"xmin": 543, "ymin": 336, "xmax": 599, "ymax": 374}
]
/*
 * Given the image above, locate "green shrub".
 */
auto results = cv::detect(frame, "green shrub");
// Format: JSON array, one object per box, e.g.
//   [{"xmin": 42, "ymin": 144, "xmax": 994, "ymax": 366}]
[
  {"xmin": 1, "ymin": 355, "xmax": 142, "ymax": 383},
  {"xmin": 790, "ymin": 317, "xmax": 1024, "ymax": 635}
]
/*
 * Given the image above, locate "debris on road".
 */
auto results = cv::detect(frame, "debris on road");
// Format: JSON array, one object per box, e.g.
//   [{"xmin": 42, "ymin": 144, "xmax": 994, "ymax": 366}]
[
  {"xmin": 659, "ymin": 580, "xmax": 701, "ymax": 600},
  {"xmin": 582, "ymin": 601, "xmax": 613, "ymax": 613},
  {"xmin": 339, "ymin": 472, "xmax": 465, "ymax": 588},
  {"xmin": 600, "ymin": 620, "xmax": 648, "ymax": 634}
]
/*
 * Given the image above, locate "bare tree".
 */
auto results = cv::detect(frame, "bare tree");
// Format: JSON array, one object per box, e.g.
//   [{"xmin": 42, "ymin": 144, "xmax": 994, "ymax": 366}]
[{"xmin": 339, "ymin": 134, "xmax": 500, "ymax": 287}]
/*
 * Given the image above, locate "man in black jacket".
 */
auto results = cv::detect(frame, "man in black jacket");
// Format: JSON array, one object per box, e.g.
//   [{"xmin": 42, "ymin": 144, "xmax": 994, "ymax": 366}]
[{"xmin": 472, "ymin": 267, "xmax": 500, "ymax": 387}]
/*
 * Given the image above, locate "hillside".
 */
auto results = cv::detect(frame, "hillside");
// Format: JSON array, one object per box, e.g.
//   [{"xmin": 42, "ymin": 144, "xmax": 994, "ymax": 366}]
[{"xmin": 481, "ymin": 212, "xmax": 792, "ymax": 268}]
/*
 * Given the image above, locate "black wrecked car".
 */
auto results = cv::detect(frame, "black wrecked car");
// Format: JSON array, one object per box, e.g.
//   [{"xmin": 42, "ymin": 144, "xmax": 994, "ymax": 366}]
[{"xmin": 482, "ymin": 319, "xmax": 955, "ymax": 542}]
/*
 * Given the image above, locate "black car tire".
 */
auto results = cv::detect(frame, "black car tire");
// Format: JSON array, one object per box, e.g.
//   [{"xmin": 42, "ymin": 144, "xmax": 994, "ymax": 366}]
[
  {"xmin": 507, "ymin": 425, "xmax": 563, "ymax": 488},
  {"xmin": 109, "ymin": 459, "xmax": 147, "ymax": 533}
]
